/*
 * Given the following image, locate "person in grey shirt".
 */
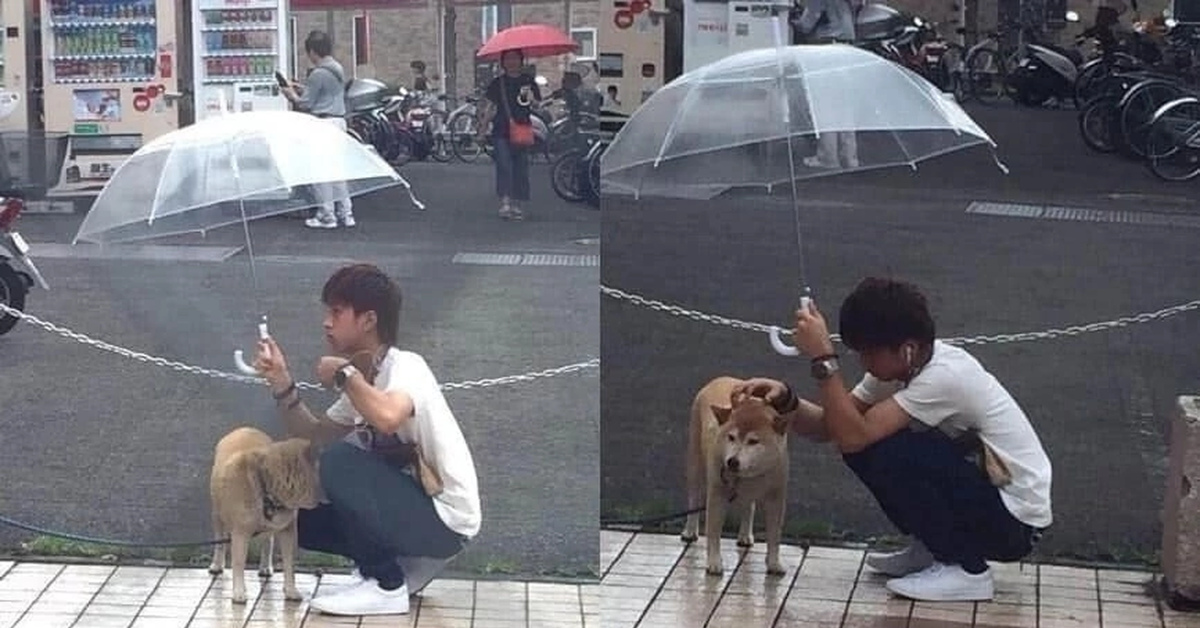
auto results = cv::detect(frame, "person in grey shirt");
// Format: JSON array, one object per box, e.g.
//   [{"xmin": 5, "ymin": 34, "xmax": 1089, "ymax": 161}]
[
  {"xmin": 795, "ymin": 0, "xmax": 861, "ymax": 170},
  {"xmin": 282, "ymin": 30, "xmax": 355, "ymax": 229}
]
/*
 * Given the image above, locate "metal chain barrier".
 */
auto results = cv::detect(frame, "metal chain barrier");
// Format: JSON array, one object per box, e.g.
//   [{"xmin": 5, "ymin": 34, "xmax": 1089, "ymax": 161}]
[
  {"xmin": 0, "ymin": 302, "xmax": 598, "ymax": 391},
  {"xmin": 600, "ymin": 285, "xmax": 1200, "ymax": 346}
]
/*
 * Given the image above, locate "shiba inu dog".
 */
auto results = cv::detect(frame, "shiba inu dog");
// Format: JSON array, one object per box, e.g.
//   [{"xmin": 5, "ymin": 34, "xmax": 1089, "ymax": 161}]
[
  {"xmin": 682, "ymin": 376, "xmax": 791, "ymax": 576},
  {"xmin": 208, "ymin": 427, "xmax": 322, "ymax": 604}
]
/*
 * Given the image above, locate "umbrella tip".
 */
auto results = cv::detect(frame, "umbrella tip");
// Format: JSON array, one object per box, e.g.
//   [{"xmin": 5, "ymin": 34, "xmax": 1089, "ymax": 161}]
[{"xmin": 990, "ymin": 151, "xmax": 1010, "ymax": 175}]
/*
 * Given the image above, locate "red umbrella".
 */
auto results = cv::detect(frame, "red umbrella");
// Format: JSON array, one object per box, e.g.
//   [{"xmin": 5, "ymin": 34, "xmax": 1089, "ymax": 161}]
[{"xmin": 476, "ymin": 23, "xmax": 578, "ymax": 61}]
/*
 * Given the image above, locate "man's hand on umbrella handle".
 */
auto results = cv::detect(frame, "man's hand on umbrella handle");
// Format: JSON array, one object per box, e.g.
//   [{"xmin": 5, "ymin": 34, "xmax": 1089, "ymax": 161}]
[{"xmin": 254, "ymin": 337, "xmax": 292, "ymax": 391}]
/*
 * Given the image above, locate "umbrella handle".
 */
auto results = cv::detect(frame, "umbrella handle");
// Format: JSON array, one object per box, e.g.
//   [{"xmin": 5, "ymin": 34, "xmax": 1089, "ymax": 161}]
[
  {"xmin": 769, "ymin": 296, "xmax": 811, "ymax": 357},
  {"xmin": 233, "ymin": 320, "xmax": 270, "ymax": 375}
]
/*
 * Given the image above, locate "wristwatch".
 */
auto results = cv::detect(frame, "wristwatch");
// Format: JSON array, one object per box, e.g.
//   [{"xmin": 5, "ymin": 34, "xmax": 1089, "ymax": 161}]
[
  {"xmin": 810, "ymin": 354, "xmax": 840, "ymax": 381},
  {"xmin": 333, "ymin": 363, "xmax": 360, "ymax": 392}
]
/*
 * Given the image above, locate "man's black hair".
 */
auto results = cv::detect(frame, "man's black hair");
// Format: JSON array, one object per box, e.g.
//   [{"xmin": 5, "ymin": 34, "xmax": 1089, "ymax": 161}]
[
  {"xmin": 322, "ymin": 264, "xmax": 402, "ymax": 347},
  {"xmin": 838, "ymin": 277, "xmax": 936, "ymax": 351},
  {"xmin": 305, "ymin": 30, "xmax": 333, "ymax": 58}
]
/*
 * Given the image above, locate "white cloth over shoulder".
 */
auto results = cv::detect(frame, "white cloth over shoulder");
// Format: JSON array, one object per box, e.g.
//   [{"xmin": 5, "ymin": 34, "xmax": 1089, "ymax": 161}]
[
  {"xmin": 851, "ymin": 340, "xmax": 1053, "ymax": 529},
  {"xmin": 327, "ymin": 348, "xmax": 482, "ymax": 539}
]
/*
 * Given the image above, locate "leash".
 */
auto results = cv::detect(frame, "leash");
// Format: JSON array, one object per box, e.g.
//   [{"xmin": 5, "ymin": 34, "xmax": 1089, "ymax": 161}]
[
  {"xmin": 0, "ymin": 514, "xmax": 229, "ymax": 548},
  {"xmin": 601, "ymin": 482, "xmax": 740, "ymax": 528}
]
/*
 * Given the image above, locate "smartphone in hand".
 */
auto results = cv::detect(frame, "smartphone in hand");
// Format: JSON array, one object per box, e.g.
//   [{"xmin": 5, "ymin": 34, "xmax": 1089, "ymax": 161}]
[{"xmin": 274, "ymin": 70, "xmax": 289, "ymax": 88}]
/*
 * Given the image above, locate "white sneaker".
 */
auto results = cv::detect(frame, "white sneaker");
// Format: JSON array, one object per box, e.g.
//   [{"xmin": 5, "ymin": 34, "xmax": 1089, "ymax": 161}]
[
  {"xmin": 317, "ymin": 568, "xmax": 369, "ymax": 597},
  {"xmin": 803, "ymin": 156, "xmax": 838, "ymax": 169},
  {"xmin": 339, "ymin": 214, "xmax": 356, "ymax": 228},
  {"xmin": 309, "ymin": 579, "xmax": 410, "ymax": 616},
  {"xmin": 885, "ymin": 562, "xmax": 994, "ymax": 602},
  {"xmin": 866, "ymin": 539, "xmax": 934, "ymax": 577},
  {"xmin": 305, "ymin": 217, "xmax": 337, "ymax": 229}
]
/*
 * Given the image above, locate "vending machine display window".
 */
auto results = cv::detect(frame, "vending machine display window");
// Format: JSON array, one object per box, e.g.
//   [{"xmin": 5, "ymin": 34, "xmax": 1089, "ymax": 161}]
[
  {"xmin": 47, "ymin": 0, "xmax": 158, "ymax": 84},
  {"xmin": 198, "ymin": 5, "xmax": 278, "ymax": 83}
]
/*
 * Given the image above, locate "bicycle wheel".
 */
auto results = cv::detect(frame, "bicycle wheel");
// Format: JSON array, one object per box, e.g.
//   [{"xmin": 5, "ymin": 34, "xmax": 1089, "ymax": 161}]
[
  {"xmin": 1079, "ymin": 96, "xmax": 1118, "ymax": 153},
  {"xmin": 426, "ymin": 111, "xmax": 453, "ymax": 163},
  {"xmin": 551, "ymin": 149, "xmax": 586, "ymax": 203},
  {"xmin": 449, "ymin": 111, "xmax": 485, "ymax": 163},
  {"xmin": 1118, "ymin": 79, "xmax": 1185, "ymax": 158},
  {"xmin": 965, "ymin": 47, "xmax": 1009, "ymax": 105},
  {"xmin": 1147, "ymin": 98, "xmax": 1200, "ymax": 181}
]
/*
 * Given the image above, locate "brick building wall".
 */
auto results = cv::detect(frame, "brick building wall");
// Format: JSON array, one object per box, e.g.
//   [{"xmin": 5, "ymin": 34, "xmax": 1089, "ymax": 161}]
[{"xmin": 291, "ymin": 1, "xmax": 599, "ymax": 101}]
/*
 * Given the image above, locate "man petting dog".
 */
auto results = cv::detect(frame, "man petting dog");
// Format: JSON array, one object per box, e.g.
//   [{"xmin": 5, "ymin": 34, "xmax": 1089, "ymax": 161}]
[
  {"xmin": 733, "ymin": 277, "xmax": 1052, "ymax": 603},
  {"xmin": 253, "ymin": 263, "xmax": 481, "ymax": 616}
]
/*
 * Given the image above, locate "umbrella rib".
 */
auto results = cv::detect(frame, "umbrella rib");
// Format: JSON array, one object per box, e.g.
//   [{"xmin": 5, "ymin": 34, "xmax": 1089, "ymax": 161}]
[
  {"xmin": 887, "ymin": 61, "xmax": 996, "ymax": 146},
  {"xmin": 652, "ymin": 65, "xmax": 711, "ymax": 169}
]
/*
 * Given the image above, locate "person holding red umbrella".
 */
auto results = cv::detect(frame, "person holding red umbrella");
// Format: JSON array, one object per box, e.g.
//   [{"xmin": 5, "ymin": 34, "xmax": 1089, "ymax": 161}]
[
  {"xmin": 477, "ymin": 49, "xmax": 542, "ymax": 221},
  {"xmin": 475, "ymin": 24, "xmax": 576, "ymax": 221}
]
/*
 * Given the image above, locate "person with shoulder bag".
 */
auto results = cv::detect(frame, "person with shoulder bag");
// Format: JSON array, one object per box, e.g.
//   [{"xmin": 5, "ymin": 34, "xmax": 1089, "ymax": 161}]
[
  {"xmin": 281, "ymin": 30, "xmax": 357, "ymax": 229},
  {"xmin": 477, "ymin": 49, "xmax": 541, "ymax": 221},
  {"xmin": 795, "ymin": 0, "xmax": 861, "ymax": 169},
  {"xmin": 253, "ymin": 263, "xmax": 481, "ymax": 616}
]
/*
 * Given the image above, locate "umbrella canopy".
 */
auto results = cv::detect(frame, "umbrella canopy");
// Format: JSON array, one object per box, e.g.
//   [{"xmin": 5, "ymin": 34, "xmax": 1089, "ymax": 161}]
[
  {"xmin": 600, "ymin": 43, "xmax": 1002, "ymax": 200},
  {"xmin": 73, "ymin": 110, "xmax": 407, "ymax": 245},
  {"xmin": 476, "ymin": 23, "xmax": 578, "ymax": 61}
]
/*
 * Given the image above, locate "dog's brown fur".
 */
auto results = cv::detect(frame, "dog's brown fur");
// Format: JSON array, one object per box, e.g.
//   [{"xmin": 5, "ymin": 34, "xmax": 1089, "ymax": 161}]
[
  {"xmin": 207, "ymin": 427, "xmax": 322, "ymax": 604},
  {"xmin": 682, "ymin": 377, "xmax": 791, "ymax": 576}
]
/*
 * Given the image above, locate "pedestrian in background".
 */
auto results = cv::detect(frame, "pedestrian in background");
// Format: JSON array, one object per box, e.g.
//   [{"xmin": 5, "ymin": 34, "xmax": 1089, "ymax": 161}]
[
  {"xmin": 282, "ymin": 30, "xmax": 357, "ymax": 229},
  {"xmin": 795, "ymin": 0, "xmax": 861, "ymax": 169},
  {"xmin": 478, "ymin": 49, "xmax": 541, "ymax": 221}
]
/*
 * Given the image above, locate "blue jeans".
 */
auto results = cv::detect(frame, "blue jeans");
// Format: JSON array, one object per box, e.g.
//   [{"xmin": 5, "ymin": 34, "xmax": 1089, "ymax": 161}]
[
  {"xmin": 492, "ymin": 136, "xmax": 530, "ymax": 202},
  {"xmin": 843, "ymin": 428, "xmax": 1041, "ymax": 572},
  {"xmin": 297, "ymin": 442, "xmax": 467, "ymax": 590}
]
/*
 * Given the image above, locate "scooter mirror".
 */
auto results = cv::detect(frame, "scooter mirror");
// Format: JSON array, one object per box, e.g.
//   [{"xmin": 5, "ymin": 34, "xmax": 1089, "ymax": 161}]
[
  {"xmin": 913, "ymin": 16, "xmax": 924, "ymax": 26},
  {"xmin": 1065, "ymin": 10, "xmax": 1080, "ymax": 22},
  {"xmin": 535, "ymin": 75, "xmax": 549, "ymax": 87}
]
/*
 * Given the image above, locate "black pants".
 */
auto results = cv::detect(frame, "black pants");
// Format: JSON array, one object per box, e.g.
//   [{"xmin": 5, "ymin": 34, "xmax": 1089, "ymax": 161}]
[
  {"xmin": 843, "ymin": 428, "xmax": 1041, "ymax": 572},
  {"xmin": 492, "ymin": 136, "xmax": 531, "ymax": 202},
  {"xmin": 298, "ymin": 442, "xmax": 466, "ymax": 590}
]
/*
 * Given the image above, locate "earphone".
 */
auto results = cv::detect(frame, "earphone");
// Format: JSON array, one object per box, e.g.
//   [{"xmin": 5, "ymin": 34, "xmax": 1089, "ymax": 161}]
[{"xmin": 903, "ymin": 345, "xmax": 914, "ymax": 367}]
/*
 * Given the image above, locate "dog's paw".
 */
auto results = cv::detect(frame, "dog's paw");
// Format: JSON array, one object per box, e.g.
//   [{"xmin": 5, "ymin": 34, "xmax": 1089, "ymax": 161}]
[
  {"xmin": 705, "ymin": 561, "xmax": 724, "ymax": 576},
  {"xmin": 284, "ymin": 587, "xmax": 304, "ymax": 602},
  {"xmin": 737, "ymin": 535, "xmax": 755, "ymax": 548},
  {"xmin": 680, "ymin": 531, "xmax": 697, "ymax": 543},
  {"xmin": 766, "ymin": 562, "xmax": 787, "ymax": 577},
  {"xmin": 258, "ymin": 566, "xmax": 273, "ymax": 579},
  {"xmin": 207, "ymin": 564, "xmax": 223, "ymax": 575},
  {"xmin": 231, "ymin": 590, "xmax": 248, "ymax": 605}
]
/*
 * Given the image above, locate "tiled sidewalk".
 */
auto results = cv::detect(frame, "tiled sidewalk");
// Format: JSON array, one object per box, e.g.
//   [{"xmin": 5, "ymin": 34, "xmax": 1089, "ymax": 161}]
[
  {"xmin": 0, "ymin": 560, "xmax": 597, "ymax": 628},
  {"xmin": 601, "ymin": 530, "xmax": 1200, "ymax": 628}
]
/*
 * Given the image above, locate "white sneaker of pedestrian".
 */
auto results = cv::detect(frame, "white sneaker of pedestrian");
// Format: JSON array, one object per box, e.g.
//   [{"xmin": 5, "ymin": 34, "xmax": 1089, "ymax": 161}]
[
  {"xmin": 885, "ymin": 562, "xmax": 994, "ymax": 602},
  {"xmin": 866, "ymin": 538, "xmax": 935, "ymax": 577},
  {"xmin": 803, "ymin": 155, "xmax": 838, "ymax": 169},
  {"xmin": 340, "ymin": 214, "xmax": 357, "ymax": 228},
  {"xmin": 316, "ymin": 568, "xmax": 369, "ymax": 598},
  {"xmin": 309, "ymin": 579, "xmax": 410, "ymax": 616},
  {"xmin": 305, "ymin": 217, "xmax": 337, "ymax": 229}
]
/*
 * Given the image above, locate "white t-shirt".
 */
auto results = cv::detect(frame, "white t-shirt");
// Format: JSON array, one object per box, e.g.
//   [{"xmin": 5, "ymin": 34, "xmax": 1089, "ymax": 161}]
[
  {"xmin": 850, "ymin": 340, "xmax": 1053, "ymax": 529},
  {"xmin": 326, "ymin": 348, "xmax": 482, "ymax": 539}
]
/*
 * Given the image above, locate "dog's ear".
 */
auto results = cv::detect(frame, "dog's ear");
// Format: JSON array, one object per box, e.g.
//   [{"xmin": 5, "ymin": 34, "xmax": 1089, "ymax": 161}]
[
  {"xmin": 711, "ymin": 404, "xmax": 733, "ymax": 425},
  {"xmin": 772, "ymin": 411, "xmax": 791, "ymax": 435}
]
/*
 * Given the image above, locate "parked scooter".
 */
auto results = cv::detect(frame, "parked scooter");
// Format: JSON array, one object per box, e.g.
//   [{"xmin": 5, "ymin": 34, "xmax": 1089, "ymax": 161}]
[
  {"xmin": 0, "ymin": 193, "xmax": 49, "ymax": 335},
  {"xmin": 1007, "ymin": 11, "xmax": 1086, "ymax": 107}
]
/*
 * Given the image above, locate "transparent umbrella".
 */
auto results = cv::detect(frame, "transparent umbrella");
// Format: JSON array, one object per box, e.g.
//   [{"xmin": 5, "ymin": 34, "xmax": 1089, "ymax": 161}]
[
  {"xmin": 71, "ymin": 106, "xmax": 424, "ymax": 374},
  {"xmin": 600, "ymin": 26, "xmax": 1008, "ymax": 355}
]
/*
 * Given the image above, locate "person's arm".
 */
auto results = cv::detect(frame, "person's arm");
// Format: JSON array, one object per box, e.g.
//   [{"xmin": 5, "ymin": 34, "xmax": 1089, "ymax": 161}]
[
  {"xmin": 773, "ymin": 380, "xmax": 875, "ymax": 442},
  {"xmin": 316, "ymin": 357, "xmax": 416, "ymax": 436},
  {"xmin": 796, "ymin": 0, "xmax": 825, "ymax": 34},
  {"xmin": 291, "ymin": 69, "xmax": 331, "ymax": 110},
  {"xmin": 817, "ymin": 363, "xmax": 959, "ymax": 453},
  {"xmin": 269, "ymin": 381, "xmax": 354, "ymax": 447}
]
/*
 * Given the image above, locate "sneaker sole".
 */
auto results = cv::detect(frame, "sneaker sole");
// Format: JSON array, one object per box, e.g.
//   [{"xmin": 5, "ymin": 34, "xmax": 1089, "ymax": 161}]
[{"xmin": 884, "ymin": 580, "xmax": 993, "ymax": 602}]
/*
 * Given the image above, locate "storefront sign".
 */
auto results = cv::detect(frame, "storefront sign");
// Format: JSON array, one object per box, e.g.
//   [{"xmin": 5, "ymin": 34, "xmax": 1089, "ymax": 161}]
[{"xmin": 73, "ymin": 123, "xmax": 101, "ymax": 134}]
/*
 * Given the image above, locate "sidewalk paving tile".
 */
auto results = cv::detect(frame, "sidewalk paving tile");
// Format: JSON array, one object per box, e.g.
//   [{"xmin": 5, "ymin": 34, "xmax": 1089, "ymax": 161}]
[
  {"xmin": 601, "ymin": 530, "xmax": 1200, "ymax": 628},
  {"xmin": 0, "ymin": 560, "xmax": 595, "ymax": 628}
]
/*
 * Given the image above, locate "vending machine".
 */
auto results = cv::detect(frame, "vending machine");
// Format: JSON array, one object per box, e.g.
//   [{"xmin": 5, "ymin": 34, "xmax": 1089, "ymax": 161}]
[
  {"xmin": 190, "ymin": 0, "xmax": 290, "ymax": 121},
  {"xmin": 682, "ymin": 0, "xmax": 792, "ymax": 74},
  {"xmin": 40, "ymin": 0, "xmax": 182, "ymax": 195}
]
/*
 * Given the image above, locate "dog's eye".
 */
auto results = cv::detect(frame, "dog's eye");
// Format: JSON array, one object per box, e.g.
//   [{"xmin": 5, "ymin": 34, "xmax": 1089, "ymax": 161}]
[
  {"xmin": 746, "ymin": 438, "xmax": 759, "ymax": 445},
  {"xmin": 727, "ymin": 433, "xmax": 736, "ymax": 442}
]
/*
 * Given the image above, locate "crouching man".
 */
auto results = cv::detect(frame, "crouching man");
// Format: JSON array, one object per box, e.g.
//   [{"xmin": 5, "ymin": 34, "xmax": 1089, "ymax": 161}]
[{"xmin": 734, "ymin": 277, "xmax": 1052, "ymax": 602}]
